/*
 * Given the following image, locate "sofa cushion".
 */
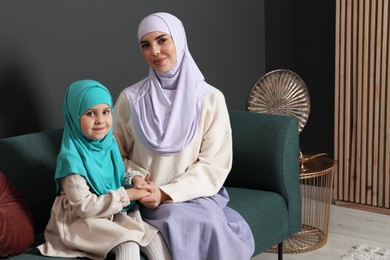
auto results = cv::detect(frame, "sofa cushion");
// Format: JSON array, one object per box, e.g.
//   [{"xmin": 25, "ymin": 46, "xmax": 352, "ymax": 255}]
[
  {"xmin": 0, "ymin": 171, "xmax": 34, "ymax": 257},
  {"xmin": 226, "ymin": 187, "xmax": 290, "ymax": 255}
]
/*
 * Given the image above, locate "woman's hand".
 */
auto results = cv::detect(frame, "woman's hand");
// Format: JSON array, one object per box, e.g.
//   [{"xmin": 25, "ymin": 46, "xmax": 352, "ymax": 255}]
[
  {"xmin": 126, "ymin": 176, "xmax": 154, "ymax": 201},
  {"xmin": 132, "ymin": 176, "xmax": 155, "ymax": 193},
  {"xmin": 138, "ymin": 181, "xmax": 171, "ymax": 209}
]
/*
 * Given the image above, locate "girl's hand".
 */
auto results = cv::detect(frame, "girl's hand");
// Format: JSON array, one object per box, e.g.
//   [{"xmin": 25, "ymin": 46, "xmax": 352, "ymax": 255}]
[{"xmin": 126, "ymin": 188, "xmax": 151, "ymax": 201}]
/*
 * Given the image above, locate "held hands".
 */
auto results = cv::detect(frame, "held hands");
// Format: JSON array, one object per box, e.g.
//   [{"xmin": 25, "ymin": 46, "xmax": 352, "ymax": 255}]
[
  {"xmin": 132, "ymin": 176, "xmax": 170, "ymax": 209},
  {"xmin": 126, "ymin": 188, "xmax": 151, "ymax": 201},
  {"xmin": 125, "ymin": 176, "xmax": 151, "ymax": 201}
]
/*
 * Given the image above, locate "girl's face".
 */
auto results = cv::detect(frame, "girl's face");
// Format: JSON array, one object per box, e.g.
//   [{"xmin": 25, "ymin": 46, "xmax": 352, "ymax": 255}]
[
  {"xmin": 140, "ymin": 31, "xmax": 177, "ymax": 73},
  {"xmin": 80, "ymin": 103, "xmax": 112, "ymax": 140}
]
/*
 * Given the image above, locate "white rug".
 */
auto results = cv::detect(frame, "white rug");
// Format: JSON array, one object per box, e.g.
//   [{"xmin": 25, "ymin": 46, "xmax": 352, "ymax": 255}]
[{"xmin": 339, "ymin": 244, "xmax": 390, "ymax": 260}]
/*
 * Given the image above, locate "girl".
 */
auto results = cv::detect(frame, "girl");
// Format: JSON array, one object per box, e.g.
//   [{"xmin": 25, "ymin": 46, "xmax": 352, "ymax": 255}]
[{"xmin": 37, "ymin": 80, "xmax": 169, "ymax": 260}]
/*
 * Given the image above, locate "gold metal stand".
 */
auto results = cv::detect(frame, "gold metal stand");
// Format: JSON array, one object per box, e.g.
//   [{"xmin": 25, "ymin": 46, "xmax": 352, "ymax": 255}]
[{"xmin": 267, "ymin": 153, "xmax": 334, "ymax": 253}]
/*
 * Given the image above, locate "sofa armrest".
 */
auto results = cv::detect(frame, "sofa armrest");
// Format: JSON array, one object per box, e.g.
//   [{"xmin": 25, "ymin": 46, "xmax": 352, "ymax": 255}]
[
  {"xmin": 225, "ymin": 110, "xmax": 301, "ymax": 234},
  {"xmin": 0, "ymin": 129, "xmax": 63, "ymax": 234}
]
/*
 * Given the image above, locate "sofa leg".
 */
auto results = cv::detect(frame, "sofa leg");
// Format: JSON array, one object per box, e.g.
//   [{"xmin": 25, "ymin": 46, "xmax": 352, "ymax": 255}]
[{"xmin": 278, "ymin": 242, "xmax": 283, "ymax": 260}]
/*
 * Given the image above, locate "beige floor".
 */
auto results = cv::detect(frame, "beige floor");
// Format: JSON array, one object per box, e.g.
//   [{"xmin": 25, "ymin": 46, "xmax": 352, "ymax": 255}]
[{"xmin": 252, "ymin": 205, "xmax": 390, "ymax": 260}]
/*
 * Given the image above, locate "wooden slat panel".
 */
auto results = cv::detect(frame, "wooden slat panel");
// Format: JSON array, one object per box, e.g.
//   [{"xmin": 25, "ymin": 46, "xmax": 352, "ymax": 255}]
[
  {"xmin": 377, "ymin": 0, "xmax": 385, "ymax": 207},
  {"xmin": 350, "ymin": 0, "xmax": 358, "ymax": 202},
  {"xmin": 356, "ymin": 0, "xmax": 365, "ymax": 204},
  {"xmin": 372, "ymin": 0, "xmax": 382, "ymax": 207},
  {"xmin": 334, "ymin": 0, "xmax": 342, "ymax": 200},
  {"xmin": 334, "ymin": 0, "xmax": 340, "ymax": 201},
  {"xmin": 366, "ymin": 0, "xmax": 376, "ymax": 205},
  {"xmin": 344, "ymin": 0, "xmax": 352, "ymax": 201},
  {"xmin": 385, "ymin": 0, "xmax": 390, "ymax": 209},
  {"xmin": 335, "ymin": 0, "xmax": 390, "ymax": 210},
  {"xmin": 361, "ymin": 0, "xmax": 370, "ymax": 205}
]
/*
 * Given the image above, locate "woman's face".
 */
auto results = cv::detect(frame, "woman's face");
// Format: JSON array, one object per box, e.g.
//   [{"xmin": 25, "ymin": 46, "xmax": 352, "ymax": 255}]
[{"xmin": 140, "ymin": 31, "xmax": 177, "ymax": 73}]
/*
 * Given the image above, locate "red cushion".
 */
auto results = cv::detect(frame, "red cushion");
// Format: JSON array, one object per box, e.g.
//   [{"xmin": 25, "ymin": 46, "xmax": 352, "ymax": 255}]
[{"xmin": 0, "ymin": 171, "xmax": 34, "ymax": 257}]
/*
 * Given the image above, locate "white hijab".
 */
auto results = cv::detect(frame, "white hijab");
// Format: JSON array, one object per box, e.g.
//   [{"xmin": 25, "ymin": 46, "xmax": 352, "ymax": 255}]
[{"xmin": 125, "ymin": 12, "xmax": 211, "ymax": 155}]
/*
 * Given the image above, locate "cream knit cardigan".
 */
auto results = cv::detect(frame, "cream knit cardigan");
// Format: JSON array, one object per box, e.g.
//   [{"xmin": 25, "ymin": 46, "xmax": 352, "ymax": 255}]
[{"xmin": 113, "ymin": 87, "xmax": 232, "ymax": 203}]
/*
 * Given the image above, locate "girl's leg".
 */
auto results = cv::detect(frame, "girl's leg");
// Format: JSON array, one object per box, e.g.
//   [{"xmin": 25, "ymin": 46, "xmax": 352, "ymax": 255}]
[
  {"xmin": 141, "ymin": 232, "xmax": 171, "ymax": 260},
  {"xmin": 112, "ymin": 241, "xmax": 140, "ymax": 260}
]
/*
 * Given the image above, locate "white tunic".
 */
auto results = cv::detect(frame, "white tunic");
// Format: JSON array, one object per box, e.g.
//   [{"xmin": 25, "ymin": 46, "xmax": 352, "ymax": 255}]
[{"xmin": 37, "ymin": 174, "xmax": 158, "ymax": 259}]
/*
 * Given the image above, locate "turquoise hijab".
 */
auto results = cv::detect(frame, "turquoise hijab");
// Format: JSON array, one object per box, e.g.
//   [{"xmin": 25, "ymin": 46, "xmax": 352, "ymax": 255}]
[{"xmin": 55, "ymin": 79, "xmax": 125, "ymax": 195}]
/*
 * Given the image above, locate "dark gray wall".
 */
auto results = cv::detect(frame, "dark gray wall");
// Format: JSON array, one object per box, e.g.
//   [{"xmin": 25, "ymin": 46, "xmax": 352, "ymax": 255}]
[
  {"xmin": 0, "ymin": 0, "xmax": 335, "ymax": 158},
  {"xmin": 265, "ymin": 0, "xmax": 335, "ymax": 158},
  {"xmin": 0, "ymin": 0, "xmax": 266, "ymax": 137}
]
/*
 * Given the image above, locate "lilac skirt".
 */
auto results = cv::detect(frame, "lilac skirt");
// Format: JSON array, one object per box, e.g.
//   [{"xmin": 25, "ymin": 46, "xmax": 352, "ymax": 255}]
[{"xmin": 140, "ymin": 187, "xmax": 255, "ymax": 260}]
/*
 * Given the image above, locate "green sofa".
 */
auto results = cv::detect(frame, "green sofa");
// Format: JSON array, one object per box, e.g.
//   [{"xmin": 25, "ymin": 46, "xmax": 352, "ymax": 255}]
[{"xmin": 0, "ymin": 110, "xmax": 301, "ymax": 260}]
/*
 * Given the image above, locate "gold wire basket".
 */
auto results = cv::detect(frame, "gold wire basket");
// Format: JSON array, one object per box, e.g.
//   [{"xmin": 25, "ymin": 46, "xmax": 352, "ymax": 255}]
[{"xmin": 267, "ymin": 153, "xmax": 335, "ymax": 253}]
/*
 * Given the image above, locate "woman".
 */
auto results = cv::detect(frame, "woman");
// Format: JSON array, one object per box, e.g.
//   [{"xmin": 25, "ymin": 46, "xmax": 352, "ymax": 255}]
[
  {"xmin": 113, "ymin": 12, "xmax": 255, "ymax": 259},
  {"xmin": 37, "ymin": 80, "xmax": 170, "ymax": 260}
]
